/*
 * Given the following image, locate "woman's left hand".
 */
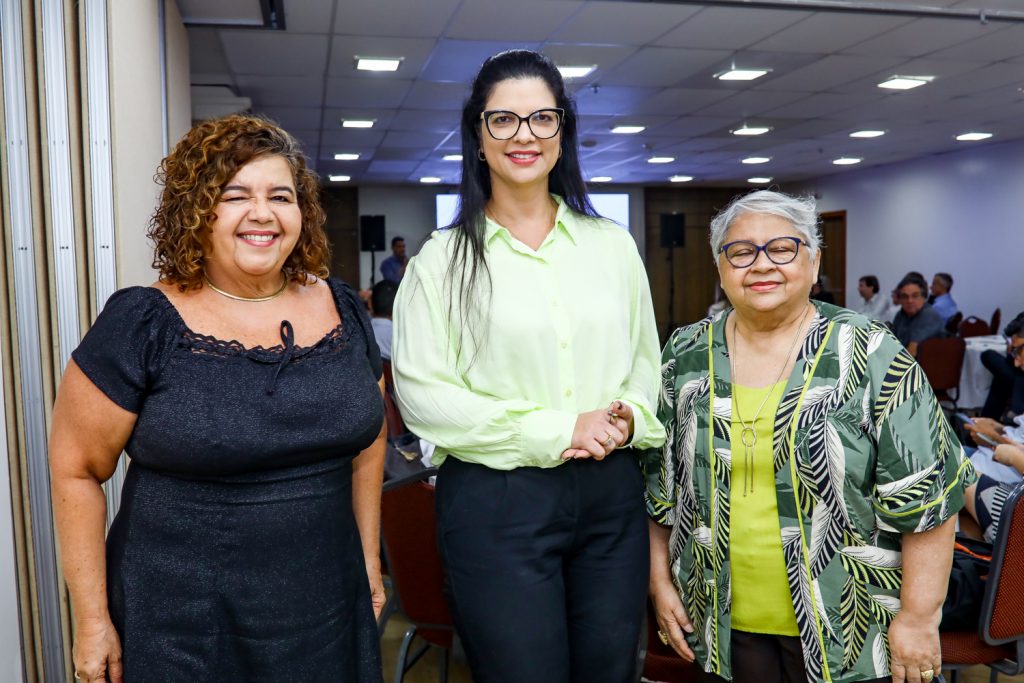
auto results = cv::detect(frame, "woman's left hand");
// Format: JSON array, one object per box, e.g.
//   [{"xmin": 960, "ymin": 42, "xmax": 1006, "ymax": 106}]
[
  {"xmin": 887, "ymin": 610, "xmax": 942, "ymax": 683},
  {"xmin": 561, "ymin": 401, "xmax": 633, "ymax": 460},
  {"xmin": 366, "ymin": 558, "xmax": 386, "ymax": 619}
]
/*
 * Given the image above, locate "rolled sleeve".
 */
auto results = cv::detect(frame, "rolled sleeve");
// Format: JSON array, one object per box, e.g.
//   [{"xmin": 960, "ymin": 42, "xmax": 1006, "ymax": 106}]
[{"xmin": 870, "ymin": 340, "xmax": 977, "ymax": 532}]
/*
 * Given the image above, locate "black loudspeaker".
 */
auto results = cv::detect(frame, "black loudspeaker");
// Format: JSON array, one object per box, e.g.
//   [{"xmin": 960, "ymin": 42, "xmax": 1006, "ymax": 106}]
[
  {"xmin": 360, "ymin": 215, "xmax": 386, "ymax": 252},
  {"xmin": 660, "ymin": 213, "xmax": 685, "ymax": 248}
]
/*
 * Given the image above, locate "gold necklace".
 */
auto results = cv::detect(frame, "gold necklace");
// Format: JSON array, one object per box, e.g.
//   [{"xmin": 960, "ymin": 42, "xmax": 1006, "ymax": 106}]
[
  {"xmin": 728, "ymin": 303, "xmax": 812, "ymax": 496},
  {"xmin": 203, "ymin": 275, "xmax": 288, "ymax": 302}
]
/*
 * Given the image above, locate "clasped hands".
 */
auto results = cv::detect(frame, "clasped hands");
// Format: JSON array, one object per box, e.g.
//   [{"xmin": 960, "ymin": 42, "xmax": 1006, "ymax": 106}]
[{"xmin": 562, "ymin": 401, "xmax": 633, "ymax": 461}]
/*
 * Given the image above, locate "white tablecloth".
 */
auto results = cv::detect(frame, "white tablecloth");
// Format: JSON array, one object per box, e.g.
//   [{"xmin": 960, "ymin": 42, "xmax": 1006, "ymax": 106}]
[{"xmin": 959, "ymin": 335, "xmax": 1007, "ymax": 409}]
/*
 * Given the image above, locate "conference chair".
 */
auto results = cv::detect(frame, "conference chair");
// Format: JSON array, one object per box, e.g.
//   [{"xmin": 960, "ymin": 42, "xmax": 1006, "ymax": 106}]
[
  {"xmin": 917, "ymin": 336, "xmax": 966, "ymax": 410},
  {"xmin": 990, "ymin": 309, "xmax": 1002, "ymax": 337},
  {"xmin": 380, "ymin": 468, "xmax": 454, "ymax": 683},
  {"xmin": 945, "ymin": 312, "xmax": 964, "ymax": 336},
  {"xmin": 960, "ymin": 316, "xmax": 991, "ymax": 338},
  {"xmin": 940, "ymin": 484, "xmax": 1024, "ymax": 682}
]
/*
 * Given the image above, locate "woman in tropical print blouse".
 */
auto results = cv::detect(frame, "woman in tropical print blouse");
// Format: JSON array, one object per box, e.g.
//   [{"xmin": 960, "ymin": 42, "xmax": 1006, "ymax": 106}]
[{"xmin": 644, "ymin": 190, "xmax": 975, "ymax": 683}]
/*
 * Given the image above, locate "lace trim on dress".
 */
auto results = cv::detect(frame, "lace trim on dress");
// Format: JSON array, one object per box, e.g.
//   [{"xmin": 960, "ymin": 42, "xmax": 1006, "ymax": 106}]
[{"xmin": 182, "ymin": 322, "xmax": 349, "ymax": 362}]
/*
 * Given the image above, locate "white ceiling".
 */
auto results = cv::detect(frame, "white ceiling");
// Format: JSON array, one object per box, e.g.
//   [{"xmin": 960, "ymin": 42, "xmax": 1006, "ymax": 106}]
[{"xmin": 182, "ymin": 0, "xmax": 1024, "ymax": 186}]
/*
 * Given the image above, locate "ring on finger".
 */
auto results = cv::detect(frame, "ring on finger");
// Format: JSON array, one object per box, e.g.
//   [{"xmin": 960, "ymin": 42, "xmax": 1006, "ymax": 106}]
[
  {"xmin": 657, "ymin": 630, "xmax": 669, "ymax": 645},
  {"xmin": 921, "ymin": 670, "xmax": 935, "ymax": 683},
  {"xmin": 604, "ymin": 436, "xmax": 615, "ymax": 448}
]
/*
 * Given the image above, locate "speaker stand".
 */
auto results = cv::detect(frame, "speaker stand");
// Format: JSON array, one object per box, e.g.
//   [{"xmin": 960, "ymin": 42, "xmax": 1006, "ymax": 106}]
[{"xmin": 369, "ymin": 250, "xmax": 377, "ymax": 286}]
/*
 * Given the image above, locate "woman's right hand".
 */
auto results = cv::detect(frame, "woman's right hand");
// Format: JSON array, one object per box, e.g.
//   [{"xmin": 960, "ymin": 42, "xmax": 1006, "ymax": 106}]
[
  {"xmin": 650, "ymin": 576, "xmax": 695, "ymax": 662},
  {"xmin": 73, "ymin": 617, "xmax": 123, "ymax": 683},
  {"xmin": 563, "ymin": 408, "xmax": 626, "ymax": 461}
]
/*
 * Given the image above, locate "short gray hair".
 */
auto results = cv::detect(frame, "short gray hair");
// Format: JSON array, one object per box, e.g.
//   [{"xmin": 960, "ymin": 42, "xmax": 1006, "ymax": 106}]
[{"xmin": 709, "ymin": 190, "xmax": 821, "ymax": 261}]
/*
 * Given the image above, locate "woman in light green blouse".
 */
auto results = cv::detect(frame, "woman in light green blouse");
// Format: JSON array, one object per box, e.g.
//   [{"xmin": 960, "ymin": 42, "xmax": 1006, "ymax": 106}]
[{"xmin": 392, "ymin": 50, "xmax": 665, "ymax": 683}]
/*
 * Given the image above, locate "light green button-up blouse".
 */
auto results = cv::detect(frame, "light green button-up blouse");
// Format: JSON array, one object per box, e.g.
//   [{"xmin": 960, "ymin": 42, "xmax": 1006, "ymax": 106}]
[{"xmin": 392, "ymin": 196, "xmax": 666, "ymax": 470}]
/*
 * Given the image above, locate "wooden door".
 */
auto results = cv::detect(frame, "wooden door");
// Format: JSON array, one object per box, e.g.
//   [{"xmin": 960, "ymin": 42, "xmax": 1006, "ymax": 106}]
[{"xmin": 819, "ymin": 211, "xmax": 847, "ymax": 307}]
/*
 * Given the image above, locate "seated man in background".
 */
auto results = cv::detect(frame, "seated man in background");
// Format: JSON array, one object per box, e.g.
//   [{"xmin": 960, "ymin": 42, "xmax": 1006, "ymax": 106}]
[
  {"xmin": 852, "ymin": 274, "xmax": 891, "ymax": 321},
  {"xmin": 982, "ymin": 312, "xmax": 1024, "ymax": 420},
  {"xmin": 892, "ymin": 274, "xmax": 945, "ymax": 356},
  {"xmin": 930, "ymin": 272, "xmax": 958, "ymax": 322},
  {"xmin": 370, "ymin": 280, "xmax": 398, "ymax": 361},
  {"xmin": 964, "ymin": 415, "xmax": 1024, "ymax": 484}
]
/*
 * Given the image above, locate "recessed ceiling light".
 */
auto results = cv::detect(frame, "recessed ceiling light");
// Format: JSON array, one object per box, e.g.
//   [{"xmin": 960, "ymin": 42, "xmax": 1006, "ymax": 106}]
[
  {"xmin": 419, "ymin": 176, "xmax": 442, "ymax": 184},
  {"xmin": 611, "ymin": 125, "xmax": 645, "ymax": 134},
  {"xmin": 747, "ymin": 177, "xmax": 772, "ymax": 184},
  {"xmin": 558, "ymin": 65, "xmax": 597, "ymax": 79},
  {"xmin": 328, "ymin": 175, "xmax": 351, "ymax": 182},
  {"xmin": 956, "ymin": 132, "xmax": 993, "ymax": 141},
  {"xmin": 878, "ymin": 75, "xmax": 933, "ymax": 90},
  {"xmin": 849, "ymin": 130, "xmax": 886, "ymax": 138},
  {"xmin": 334, "ymin": 153, "xmax": 360, "ymax": 161},
  {"xmin": 443, "ymin": 154, "xmax": 462, "ymax": 161},
  {"xmin": 715, "ymin": 68, "xmax": 770, "ymax": 81},
  {"xmin": 742, "ymin": 156, "xmax": 771, "ymax": 164},
  {"xmin": 669, "ymin": 175, "xmax": 693, "ymax": 183},
  {"xmin": 341, "ymin": 119, "xmax": 375, "ymax": 128},
  {"xmin": 355, "ymin": 57, "xmax": 402, "ymax": 72},
  {"xmin": 833, "ymin": 157, "xmax": 862, "ymax": 165},
  {"xmin": 732, "ymin": 126, "xmax": 771, "ymax": 136},
  {"xmin": 647, "ymin": 156, "xmax": 675, "ymax": 164},
  {"xmin": 589, "ymin": 176, "xmax": 613, "ymax": 183}
]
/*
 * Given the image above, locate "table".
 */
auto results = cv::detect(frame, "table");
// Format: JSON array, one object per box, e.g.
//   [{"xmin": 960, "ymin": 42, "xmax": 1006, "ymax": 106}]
[{"xmin": 959, "ymin": 335, "xmax": 1007, "ymax": 409}]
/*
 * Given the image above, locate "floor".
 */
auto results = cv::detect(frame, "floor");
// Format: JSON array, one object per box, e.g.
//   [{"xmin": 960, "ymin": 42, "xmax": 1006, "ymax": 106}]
[{"xmin": 380, "ymin": 613, "xmax": 1021, "ymax": 683}]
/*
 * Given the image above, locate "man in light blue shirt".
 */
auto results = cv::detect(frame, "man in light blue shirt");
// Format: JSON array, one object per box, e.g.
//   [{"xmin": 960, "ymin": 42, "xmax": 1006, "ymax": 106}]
[
  {"xmin": 930, "ymin": 271, "xmax": 958, "ymax": 323},
  {"xmin": 379, "ymin": 236, "xmax": 407, "ymax": 284}
]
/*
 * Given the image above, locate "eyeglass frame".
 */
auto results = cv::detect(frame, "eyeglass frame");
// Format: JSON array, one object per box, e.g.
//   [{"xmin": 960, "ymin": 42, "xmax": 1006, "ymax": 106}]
[
  {"xmin": 479, "ymin": 108, "xmax": 565, "ymax": 140},
  {"xmin": 718, "ymin": 236, "xmax": 806, "ymax": 268},
  {"xmin": 1009, "ymin": 340, "xmax": 1024, "ymax": 359}
]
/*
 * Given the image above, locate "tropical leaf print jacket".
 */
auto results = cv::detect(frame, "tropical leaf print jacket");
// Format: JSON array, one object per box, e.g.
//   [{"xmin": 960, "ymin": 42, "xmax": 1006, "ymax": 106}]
[{"xmin": 642, "ymin": 302, "xmax": 976, "ymax": 683}]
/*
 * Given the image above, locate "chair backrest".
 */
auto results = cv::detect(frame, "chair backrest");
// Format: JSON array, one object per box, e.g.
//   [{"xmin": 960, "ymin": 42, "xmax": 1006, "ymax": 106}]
[
  {"xmin": 982, "ymin": 483, "xmax": 1024, "ymax": 645},
  {"xmin": 960, "ymin": 316, "xmax": 991, "ymax": 338},
  {"xmin": 380, "ymin": 468, "xmax": 453, "ymax": 648},
  {"xmin": 945, "ymin": 311, "xmax": 964, "ymax": 335},
  {"xmin": 990, "ymin": 309, "xmax": 1002, "ymax": 337},
  {"xmin": 916, "ymin": 336, "xmax": 966, "ymax": 393}
]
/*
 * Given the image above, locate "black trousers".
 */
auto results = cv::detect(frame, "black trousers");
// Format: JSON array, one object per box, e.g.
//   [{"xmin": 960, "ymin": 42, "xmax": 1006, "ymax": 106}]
[
  {"xmin": 435, "ymin": 453, "xmax": 649, "ymax": 683},
  {"xmin": 981, "ymin": 350, "xmax": 1024, "ymax": 419},
  {"xmin": 693, "ymin": 631, "xmax": 890, "ymax": 683}
]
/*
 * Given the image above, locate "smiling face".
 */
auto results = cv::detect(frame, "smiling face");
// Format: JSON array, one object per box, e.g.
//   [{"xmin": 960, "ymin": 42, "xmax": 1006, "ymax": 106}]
[
  {"xmin": 479, "ymin": 77, "xmax": 561, "ymax": 194},
  {"xmin": 205, "ymin": 154, "xmax": 301, "ymax": 286},
  {"xmin": 717, "ymin": 212, "xmax": 819, "ymax": 320}
]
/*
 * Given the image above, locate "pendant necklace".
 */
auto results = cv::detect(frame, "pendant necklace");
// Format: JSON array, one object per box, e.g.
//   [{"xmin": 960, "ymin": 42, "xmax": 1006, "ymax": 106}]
[{"xmin": 728, "ymin": 303, "xmax": 812, "ymax": 496}]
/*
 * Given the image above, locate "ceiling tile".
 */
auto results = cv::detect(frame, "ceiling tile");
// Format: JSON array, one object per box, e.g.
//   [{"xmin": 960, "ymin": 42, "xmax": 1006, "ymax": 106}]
[
  {"xmin": 402, "ymin": 82, "xmax": 471, "ymax": 111},
  {"xmin": 750, "ymin": 13, "xmax": 914, "ymax": 54},
  {"xmin": 842, "ymin": 17, "xmax": 1002, "ymax": 58},
  {"xmin": 324, "ymin": 78, "xmax": 413, "ymax": 109},
  {"xmin": 327, "ymin": 36, "xmax": 436, "ymax": 78},
  {"xmin": 389, "ymin": 109, "xmax": 461, "ymax": 133},
  {"xmin": 550, "ymin": 1, "xmax": 701, "ymax": 45},
  {"xmin": 187, "ymin": 28, "xmax": 231, "ymax": 72},
  {"xmin": 601, "ymin": 47, "xmax": 733, "ymax": 88},
  {"xmin": 235, "ymin": 74, "xmax": 325, "ymax": 106},
  {"xmin": 333, "ymin": 0, "xmax": 461, "ymax": 37},
  {"xmin": 574, "ymin": 85, "xmax": 660, "ymax": 115},
  {"xmin": 922, "ymin": 23, "xmax": 1024, "ymax": 62},
  {"xmin": 655, "ymin": 6, "xmax": 811, "ymax": 49},
  {"xmin": 446, "ymin": 0, "xmax": 582, "ymax": 41},
  {"xmin": 419, "ymin": 40, "xmax": 541, "ymax": 83},
  {"xmin": 628, "ymin": 87, "xmax": 737, "ymax": 116},
  {"xmin": 257, "ymin": 106, "xmax": 324, "ymax": 130},
  {"xmin": 762, "ymin": 92, "xmax": 882, "ymax": 119},
  {"xmin": 220, "ymin": 31, "xmax": 329, "ymax": 75},
  {"xmin": 542, "ymin": 44, "xmax": 636, "ymax": 83},
  {"xmin": 282, "ymin": 1, "xmax": 335, "ymax": 34},
  {"xmin": 693, "ymin": 90, "xmax": 810, "ymax": 118},
  {"xmin": 756, "ymin": 55, "xmax": 901, "ymax": 93},
  {"xmin": 381, "ymin": 130, "xmax": 450, "ymax": 148}
]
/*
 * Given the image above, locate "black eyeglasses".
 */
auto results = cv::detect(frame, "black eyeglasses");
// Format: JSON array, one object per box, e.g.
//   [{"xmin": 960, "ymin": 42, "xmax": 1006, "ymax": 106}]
[
  {"xmin": 719, "ymin": 237, "xmax": 804, "ymax": 268},
  {"xmin": 480, "ymin": 108, "xmax": 564, "ymax": 140},
  {"xmin": 1010, "ymin": 341, "xmax": 1024, "ymax": 359}
]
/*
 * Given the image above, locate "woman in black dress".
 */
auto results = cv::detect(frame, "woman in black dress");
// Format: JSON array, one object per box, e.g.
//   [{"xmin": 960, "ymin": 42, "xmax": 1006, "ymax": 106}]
[{"xmin": 50, "ymin": 115, "xmax": 385, "ymax": 682}]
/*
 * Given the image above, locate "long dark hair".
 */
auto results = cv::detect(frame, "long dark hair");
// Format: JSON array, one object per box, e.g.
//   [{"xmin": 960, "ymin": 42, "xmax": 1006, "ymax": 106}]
[{"xmin": 446, "ymin": 49, "xmax": 598, "ymax": 359}]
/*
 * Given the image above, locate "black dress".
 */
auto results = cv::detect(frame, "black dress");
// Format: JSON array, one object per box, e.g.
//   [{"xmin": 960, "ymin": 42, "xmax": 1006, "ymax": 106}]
[{"xmin": 72, "ymin": 278, "xmax": 384, "ymax": 682}]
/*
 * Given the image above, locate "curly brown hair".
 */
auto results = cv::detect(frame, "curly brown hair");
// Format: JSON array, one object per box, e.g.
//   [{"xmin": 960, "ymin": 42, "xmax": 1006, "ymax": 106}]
[{"xmin": 148, "ymin": 114, "xmax": 329, "ymax": 290}]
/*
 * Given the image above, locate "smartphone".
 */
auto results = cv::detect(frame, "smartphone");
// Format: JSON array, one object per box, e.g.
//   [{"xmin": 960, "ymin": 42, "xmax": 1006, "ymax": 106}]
[
  {"xmin": 953, "ymin": 412, "xmax": 975, "ymax": 425},
  {"xmin": 975, "ymin": 432, "xmax": 998, "ymax": 447}
]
